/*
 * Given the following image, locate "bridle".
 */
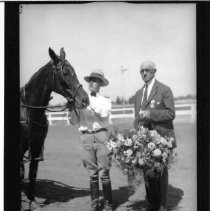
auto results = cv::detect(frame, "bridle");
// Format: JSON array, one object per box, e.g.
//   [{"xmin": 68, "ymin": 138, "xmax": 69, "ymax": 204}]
[
  {"xmin": 20, "ymin": 59, "xmax": 83, "ymax": 112},
  {"xmin": 51, "ymin": 59, "xmax": 84, "ymax": 111}
]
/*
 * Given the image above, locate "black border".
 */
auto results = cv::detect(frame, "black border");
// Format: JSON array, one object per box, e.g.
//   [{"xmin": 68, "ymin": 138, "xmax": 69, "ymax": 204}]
[
  {"xmin": 4, "ymin": 2, "xmax": 210, "ymax": 211},
  {"xmin": 197, "ymin": 2, "xmax": 210, "ymax": 211},
  {"xmin": 5, "ymin": 2, "xmax": 20, "ymax": 211}
]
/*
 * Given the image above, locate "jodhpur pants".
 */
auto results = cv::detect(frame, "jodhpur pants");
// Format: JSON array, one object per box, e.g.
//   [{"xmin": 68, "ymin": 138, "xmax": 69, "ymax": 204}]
[{"xmin": 79, "ymin": 130, "xmax": 112, "ymax": 184}]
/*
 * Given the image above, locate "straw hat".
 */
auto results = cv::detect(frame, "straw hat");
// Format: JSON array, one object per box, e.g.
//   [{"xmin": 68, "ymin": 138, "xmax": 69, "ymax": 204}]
[{"xmin": 84, "ymin": 69, "xmax": 109, "ymax": 87}]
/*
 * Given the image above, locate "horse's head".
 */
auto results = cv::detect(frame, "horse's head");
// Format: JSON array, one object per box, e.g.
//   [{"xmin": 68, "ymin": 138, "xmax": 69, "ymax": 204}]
[{"xmin": 49, "ymin": 47, "xmax": 89, "ymax": 109}]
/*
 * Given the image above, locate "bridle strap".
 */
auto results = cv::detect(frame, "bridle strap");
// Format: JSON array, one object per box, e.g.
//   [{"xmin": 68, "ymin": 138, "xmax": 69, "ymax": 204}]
[
  {"xmin": 20, "ymin": 61, "xmax": 83, "ymax": 112},
  {"xmin": 70, "ymin": 83, "xmax": 83, "ymax": 101}
]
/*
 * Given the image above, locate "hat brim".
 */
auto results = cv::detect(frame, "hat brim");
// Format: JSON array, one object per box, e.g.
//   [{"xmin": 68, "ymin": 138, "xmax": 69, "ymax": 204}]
[{"xmin": 84, "ymin": 76, "xmax": 109, "ymax": 87}]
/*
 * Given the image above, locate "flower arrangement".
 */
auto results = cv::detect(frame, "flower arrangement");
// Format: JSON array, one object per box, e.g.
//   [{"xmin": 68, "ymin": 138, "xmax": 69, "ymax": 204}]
[{"xmin": 107, "ymin": 126, "xmax": 177, "ymax": 183}]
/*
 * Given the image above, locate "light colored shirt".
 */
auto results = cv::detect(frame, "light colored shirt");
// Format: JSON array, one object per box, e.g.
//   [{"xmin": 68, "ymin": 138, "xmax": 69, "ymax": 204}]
[
  {"xmin": 69, "ymin": 93, "xmax": 112, "ymax": 132},
  {"xmin": 141, "ymin": 77, "xmax": 156, "ymax": 105}
]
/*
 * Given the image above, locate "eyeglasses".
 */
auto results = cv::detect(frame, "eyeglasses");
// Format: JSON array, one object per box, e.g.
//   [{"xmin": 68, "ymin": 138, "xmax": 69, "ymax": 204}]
[{"xmin": 140, "ymin": 68, "xmax": 155, "ymax": 74}]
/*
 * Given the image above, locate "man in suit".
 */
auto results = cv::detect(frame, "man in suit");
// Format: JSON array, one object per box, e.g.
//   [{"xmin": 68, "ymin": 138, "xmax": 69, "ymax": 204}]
[{"xmin": 134, "ymin": 60, "xmax": 176, "ymax": 211}]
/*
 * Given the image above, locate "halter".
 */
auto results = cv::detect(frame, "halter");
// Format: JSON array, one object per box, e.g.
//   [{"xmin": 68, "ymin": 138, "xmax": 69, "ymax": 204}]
[{"xmin": 20, "ymin": 59, "xmax": 83, "ymax": 112}]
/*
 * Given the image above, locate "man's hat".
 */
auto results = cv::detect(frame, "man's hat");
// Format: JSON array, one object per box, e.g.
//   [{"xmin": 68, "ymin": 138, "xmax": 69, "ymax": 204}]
[{"xmin": 84, "ymin": 69, "xmax": 109, "ymax": 87}]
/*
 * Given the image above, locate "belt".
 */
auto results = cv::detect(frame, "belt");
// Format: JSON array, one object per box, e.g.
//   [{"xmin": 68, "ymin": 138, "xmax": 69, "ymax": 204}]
[{"xmin": 81, "ymin": 128, "xmax": 107, "ymax": 134}]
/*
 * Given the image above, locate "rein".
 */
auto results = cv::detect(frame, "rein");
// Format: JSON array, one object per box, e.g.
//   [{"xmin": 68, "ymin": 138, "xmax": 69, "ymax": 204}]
[{"xmin": 20, "ymin": 103, "xmax": 69, "ymax": 112}]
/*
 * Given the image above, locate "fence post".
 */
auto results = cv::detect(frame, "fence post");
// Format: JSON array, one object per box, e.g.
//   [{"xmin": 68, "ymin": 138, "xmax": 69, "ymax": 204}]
[
  {"xmin": 47, "ymin": 113, "xmax": 52, "ymax": 126},
  {"xmin": 191, "ymin": 103, "xmax": 196, "ymax": 123},
  {"xmin": 66, "ymin": 112, "xmax": 70, "ymax": 125}
]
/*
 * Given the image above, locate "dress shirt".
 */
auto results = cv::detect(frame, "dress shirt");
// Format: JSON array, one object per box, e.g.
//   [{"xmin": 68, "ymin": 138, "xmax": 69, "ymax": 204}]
[
  {"xmin": 77, "ymin": 93, "xmax": 111, "ymax": 132},
  {"xmin": 141, "ymin": 77, "xmax": 156, "ymax": 106}
]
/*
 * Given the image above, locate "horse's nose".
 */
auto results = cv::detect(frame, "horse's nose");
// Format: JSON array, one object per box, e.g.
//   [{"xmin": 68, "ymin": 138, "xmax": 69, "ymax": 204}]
[{"xmin": 82, "ymin": 98, "xmax": 89, "ymax": 107}]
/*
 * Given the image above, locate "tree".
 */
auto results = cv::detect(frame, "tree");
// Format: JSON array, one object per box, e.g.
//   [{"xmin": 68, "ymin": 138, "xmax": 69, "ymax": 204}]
[
  {"xmin": 115, "ymin": 96, "xmax": 122, "ymax": 105},
  {"xmin": 128, "ymin": 95, "xmax": 135, "ymax": 104}
]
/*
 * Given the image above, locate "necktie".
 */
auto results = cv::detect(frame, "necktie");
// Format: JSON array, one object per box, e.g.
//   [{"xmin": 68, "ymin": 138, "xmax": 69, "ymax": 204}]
[
  {"xmin": 91, "ymin": 92, "xmax": 96, "ymax": 97},
  {"xmin": 141, "ymin": 84, "xmax": 148, "ymax": 110}
]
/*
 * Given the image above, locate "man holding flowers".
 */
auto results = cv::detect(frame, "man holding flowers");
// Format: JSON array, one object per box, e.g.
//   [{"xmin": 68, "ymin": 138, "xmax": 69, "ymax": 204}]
[{"xmin": 134, "ymin": 60, "xmax": 176, "ymax": 211}]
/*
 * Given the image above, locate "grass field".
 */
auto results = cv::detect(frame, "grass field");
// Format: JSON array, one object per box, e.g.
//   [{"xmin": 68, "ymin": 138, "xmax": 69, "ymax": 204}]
[{"xmin": 21, "ymin": 119, "xmax": 196, "ymax": 211}]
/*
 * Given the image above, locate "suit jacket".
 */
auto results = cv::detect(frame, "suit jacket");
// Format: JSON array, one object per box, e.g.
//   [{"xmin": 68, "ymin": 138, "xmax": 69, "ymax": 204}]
[{"xmin": 134, "ymin": 79, "xmax": 176, "ymax": 138}]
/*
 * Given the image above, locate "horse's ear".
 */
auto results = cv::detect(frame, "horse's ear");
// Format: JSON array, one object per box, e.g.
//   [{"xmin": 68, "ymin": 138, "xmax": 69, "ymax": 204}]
[
  {"xmin": 60, "ymin": 47, "xmax": 66, "ymax": 60},
  {"xmin": 49, "ymin": 47, "xmax": 59, "ymax": 64}
]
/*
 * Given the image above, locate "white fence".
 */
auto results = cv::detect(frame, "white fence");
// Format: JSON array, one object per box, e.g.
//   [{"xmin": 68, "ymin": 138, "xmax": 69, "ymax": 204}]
[{"xmin": 46, "ymin": 103, "xmax": 196, "ymax": 126}]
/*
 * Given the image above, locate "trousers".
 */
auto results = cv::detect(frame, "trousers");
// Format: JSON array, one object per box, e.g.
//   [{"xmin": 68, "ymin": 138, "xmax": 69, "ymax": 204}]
[
  {"xmin": 144, "ymin": 167, "xmax": 168, "ymax": 209},
  {"xmin": 79, "ymin": 130, "xmax": 112, "ymax": 183}
]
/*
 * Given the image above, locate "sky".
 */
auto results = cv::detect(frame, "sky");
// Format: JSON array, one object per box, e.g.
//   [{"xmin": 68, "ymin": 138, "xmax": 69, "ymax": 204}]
[{"xmin": 20, "ymin": 3, "xmax": 196, "ymax": 104}]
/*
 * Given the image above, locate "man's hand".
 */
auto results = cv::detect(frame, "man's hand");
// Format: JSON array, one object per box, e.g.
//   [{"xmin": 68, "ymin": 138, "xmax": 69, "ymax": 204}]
[
  {"xmin": 139, "ymin": 110, "xmax": 151, "ymax": 120},
  {"xmin": 89, "ymin": 104, "xmax": 100, "ymax": 113},
  {"xmin": 66, "ymin": 100, "xmax": 75, "ymax": 112}
]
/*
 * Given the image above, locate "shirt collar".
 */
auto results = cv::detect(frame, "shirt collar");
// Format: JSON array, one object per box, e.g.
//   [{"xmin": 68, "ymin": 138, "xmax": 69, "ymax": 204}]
[{"xmin": 89, "ymin": 92, "xmax": 100, "ymax": 97}]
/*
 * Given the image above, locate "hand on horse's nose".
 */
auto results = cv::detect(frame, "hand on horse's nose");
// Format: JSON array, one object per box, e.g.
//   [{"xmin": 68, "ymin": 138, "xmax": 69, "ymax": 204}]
[{"xmin": 83, "ymin": 98, "xmax": 89, "ymax": 107}]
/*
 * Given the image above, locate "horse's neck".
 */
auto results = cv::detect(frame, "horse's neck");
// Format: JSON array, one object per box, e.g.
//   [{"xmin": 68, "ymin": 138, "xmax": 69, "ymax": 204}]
[{"xmin": 25, "ymin": 64, "xmax": 53, "ymax": 116}]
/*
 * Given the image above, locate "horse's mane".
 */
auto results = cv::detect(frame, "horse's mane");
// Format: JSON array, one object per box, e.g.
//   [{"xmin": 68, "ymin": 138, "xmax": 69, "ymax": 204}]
[
  {"xmin": 27, "ymin": 62, "xmax": 51, "ymax": 85},
  {"xmin": 20, "ymin": 62, "xmax": 52, "ymax": 104}
]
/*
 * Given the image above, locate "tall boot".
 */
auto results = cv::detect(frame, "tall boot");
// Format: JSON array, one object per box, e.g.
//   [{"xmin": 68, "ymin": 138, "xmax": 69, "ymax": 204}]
[
  {"xmin": 90, "ymin": 181, "xmax": 99, "ymax": 211},
  {"xmin": 102, "ymin": 182, "xmax": 113, "ymax": 211}
]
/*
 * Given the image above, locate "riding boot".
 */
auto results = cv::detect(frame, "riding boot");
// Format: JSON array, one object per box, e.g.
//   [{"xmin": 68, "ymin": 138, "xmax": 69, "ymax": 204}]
[
  {"xmin": 102, "ymin": 182, "xmax": 113, "ymax": 211},
  {"xmin": 90, "ymin": 181, "xmax": 100, "ymax": 211},
  {"xmin": 28, "ymin": 161, "xmax": 38, "ymax": 201}
]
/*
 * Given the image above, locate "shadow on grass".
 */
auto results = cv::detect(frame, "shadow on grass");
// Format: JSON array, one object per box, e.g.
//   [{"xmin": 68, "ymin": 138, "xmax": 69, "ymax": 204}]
[
  {"xmin": 167, "ymin": 184, "xmax": 184, "ymax": 211},
  {"xmin": 125, "ymin": 184, "xmax": 184, "ymax": 211},
  {"xmin": 111, "ymin": 186, "xmax": 135, "ymax": 210},
  {"xmin": 22, "ymin": 182, "xmax": 135, "ymax": 211},
  {"xmin": 21, "ymin": 179, "xmax": 90, "ymax": 205}
]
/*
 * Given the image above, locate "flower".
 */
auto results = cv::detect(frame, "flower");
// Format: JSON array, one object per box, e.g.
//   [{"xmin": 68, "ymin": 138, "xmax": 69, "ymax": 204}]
[
  {"xmin": 154, "ymin": 162, "xmax": 162, "ymax": 172},
  {"xmin": 113, "ymin": 148, "xmax": 119, "ymax": 155},
  {"xmin": 153, "ymin": 149, "xmax": 162, "ymax": 157},
  {"xmin": 167, "ymin": 142, "xmax": 173, "ymax": 148},
  {"xmin": 152, "ymin": 133, "xmax": 161, "ymax": 144},
  {"xmin": 107, "ymin": 140, "xmax": 117, "ymax": 150},
  {"xmin": 162, "ymin": 152, "xmax": 168, "ymax": 158},
  {"xmin": 139, "ymin": 126, "xmax": 147, "ymax": 134},
  {"xmin": 124, "ymin": 157, "xmax": 131, "ymax": 164},
  {"xmin": 160, "ymin": 137, "xmax": 168, "ymax": 146},
  {"xmin": 124, "ymin": 138, "xmax": 133, "ymax": 146},
  {"xmin": 124, "ymin": 149, "xmax": 133, "ymax": 157},
  {"xmin": 143, "ymin": 150, "xmax": 151, "ymax": 160},
  {"xmin": 163, "ymin": 148, "xmax": 170, "ymax": 154},
  {"xmin": 138, "ymin": 158, "xmax": 146, "ymax": 166},
  {"xmin": 132, "ymin": 134, "xmax": 139, "ymax": 141},
  {"xmin": 136, "ymin": 151, "xmax": 142, "ymax": 158},
  {"xmin": 132, "ymin": 158, "xmax": 138, "ymax": 165},
  {"xmin": 149, "ymin": 130, "xmax": 158, "ymax": 137},
  {"xmin": 148, "ymin": 142, "xmax": 156, "ymax": 150},
  {"xmin": 117, "ymin": 134, "xmax": 124, "ymax": 141},
  {"xmin": 168, "ymin": 137, "xmax": 174, "ymax": 143},
  {"xmin": 154, "ymin": 137, "xmax": 161, "ymax": 144},
  {"xmin": 134, "ymin": 142, "xmax": 140, "ymax": 149}
]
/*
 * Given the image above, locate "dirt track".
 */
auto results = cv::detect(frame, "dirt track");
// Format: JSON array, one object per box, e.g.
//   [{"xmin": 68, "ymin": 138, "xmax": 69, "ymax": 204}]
[{"xmin": 21, "ymin": 120, "xmax": 196, "ymax": 211}]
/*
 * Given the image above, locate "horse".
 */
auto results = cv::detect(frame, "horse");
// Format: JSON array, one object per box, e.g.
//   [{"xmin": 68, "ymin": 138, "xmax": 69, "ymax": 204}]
[{"xmin": 20, "ymin": 47, "xmax": 89, "ymax": 207}]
